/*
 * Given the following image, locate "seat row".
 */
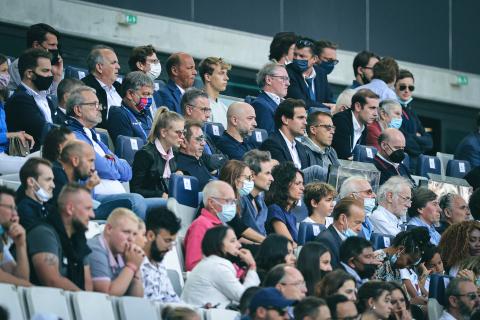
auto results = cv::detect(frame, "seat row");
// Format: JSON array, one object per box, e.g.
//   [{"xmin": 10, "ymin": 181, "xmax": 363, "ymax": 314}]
[{"xmin": 0, "ymin": 283, "xmax": 239, "ymax": 320}]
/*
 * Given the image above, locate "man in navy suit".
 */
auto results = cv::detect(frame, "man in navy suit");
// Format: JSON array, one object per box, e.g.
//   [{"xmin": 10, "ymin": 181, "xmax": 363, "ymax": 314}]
[
  {"xmin": 157, "ymin": 52, "xmax": 197, "ymax": 115},
  {"xmin": 455, "ymin": 113, "xmax": 480, "ymax": 168},
  {"xmin": 332, "ymin": 89, "xmax": 379, "ymax": 160},
  {"xmin": 285, "ymin": 37, "xmax": 334, "ymax": 112},
  {"xmin": 5, "ymin": 48, "xmax": 56, "ymax": 151},
  {"xmin": 251, "ymin": 62, "xmax": 290, "ymax": 134},
  {"xmin": 315, "ymin": 197, "xmax": 365, "ymax": 269}
]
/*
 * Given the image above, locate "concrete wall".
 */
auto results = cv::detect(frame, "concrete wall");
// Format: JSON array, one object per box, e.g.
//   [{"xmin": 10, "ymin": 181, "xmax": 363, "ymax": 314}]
[{"xmin": 1, "ymin": 0, "xmax": 480, "ymax": 110}]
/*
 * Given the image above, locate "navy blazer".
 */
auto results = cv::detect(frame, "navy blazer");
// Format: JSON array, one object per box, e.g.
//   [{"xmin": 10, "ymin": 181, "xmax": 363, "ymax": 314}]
[
  {"xmin": 5, "ymin": 85, "xmax": 55, "ymax": 151},
  {"xmin": 285, "ymin": 64, "xmax": 333, "ymax": 110},
  {"xmin": 332, "ymin": 109, "xmax": 368, "ymax": 160},
  {"xmin": 373, "ymin": 154, "xmax": 415, "ymax": 186},
  {"xmin": 315, "ymin": 224, "xmax": 343, "ymax": 269},
  {"xmin": 251, "ymin": 91, "xmax": 278, "ymax": 134},
  {"xmin": 107, "ymin": 105, "xmax": 152, "ymax": 145},
  {"xmin": 81, "ymin": 73, "xmax": 122, "ymax": 129},
  {"xmin": 455, "ymin": 132, "xmax": 480, "ymax": 168},
  {"xmin": 259, "ymin": 130, "xmax": 310, "ymax": 169},
  {"xmin": 157, "ymin": 79, "xmax": 183, "ymax": 114}
]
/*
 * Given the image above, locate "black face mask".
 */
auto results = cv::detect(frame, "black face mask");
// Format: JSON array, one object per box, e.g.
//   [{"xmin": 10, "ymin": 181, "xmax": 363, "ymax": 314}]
[
  {"xmin": 357, "ymin": 263, "xmax": 378, "ymax": 279},
  {"xmin": 32, "ymin": 72, "xmax": 54, "ymax": 91},
  {"xmin": 389, "ymin": 149, "xmax": 406, "ymax": 163},
  {"xmin": 150, "ymin": 239, "xmax": 167, "ymax": 262}
]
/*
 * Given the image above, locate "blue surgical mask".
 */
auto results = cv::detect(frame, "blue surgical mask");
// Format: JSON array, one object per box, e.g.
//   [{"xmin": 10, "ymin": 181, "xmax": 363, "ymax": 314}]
[
  {"xmin": 342, "ymin": 220, "xmax": 358, "ymax": 238},
  {"xmin": 389, "ymin": 253, "xmax": 399, "ymax": 265},
  {"xmin": 217, "ymin": 203, "xmax": 237, "ymax": 223},
  {"xmin": 319, "ymin": 61, "xmax": 335, "ymax": 75},
  {"xmin": 239, "ymin": 180, "xmax": 254, "ymax": 196},
  {"xmin": 388, "ymin": 118, "xmax": 403, "ymax": 129},
  {"xmin": 0, "ymin": 225, "xmax": 4, "ymax": 237},
  {"xmin": 292, "ymin": 59, "xmax": 309, "ymax": 73},
  {"xmin": 363, "ymin": 198, "xmax": 376, "ymax": 216}
]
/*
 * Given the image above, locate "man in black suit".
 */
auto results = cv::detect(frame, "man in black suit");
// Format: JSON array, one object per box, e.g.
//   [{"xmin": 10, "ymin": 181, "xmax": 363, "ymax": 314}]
[
  {"xmin": 82, "ymin": 45, "xmax": 122, "ymax": 128},
  {"xmin": 315, "ymin": 197, "xmax": 365, "ymax": 269},
  {"xmin": 54, "ymin": 78, "xmax": 84, "ymax": 126},
  {"xmin": 285, "ymin": 37, "xmax": 334, "ymax": 112},
  {"xmin": 5, "ymin": 48, "xmax": 56, "ymax": 151},
  {"xmin": 332, "ymin": 89, "xmax": 379, "ymax": 160}
]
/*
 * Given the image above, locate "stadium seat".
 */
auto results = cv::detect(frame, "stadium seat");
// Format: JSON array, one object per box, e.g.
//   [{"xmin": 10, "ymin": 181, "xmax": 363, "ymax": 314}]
[
  {"xmin": 167, "ymin": 174, "xmax": 200, "ymax": 236},
  {"xmin": 23, "ymin": 286, "xmax": 72, "ymax": 320},
  {"xmin": 116, "ymin": 75, "xmax": 124, "ymax": 83},
  {"xmin": 248, "ymin": 128, "xmax": 268, "ymax": 147},
  {"xmin": 115, "ymin": 135, "xmax": 145, "ymax": 165},
  {"xmin": 370, "ymin": 233, "xmax": 394, "ymax": 250},
  {"xmin": 71, "ymin": 291, "xmax": 116, "ymax": 320},
  {"xmin": 204, "ymin": 309, "xmax": 240, "ymax": 320},
  {"xmin": 244, "ymin": 95, "xmax": 256, "ymax": 104},
  {"xmin": 95, "ymin": 128, "xmax": 114, "ymax": 152},
  {"xmin": 416, "ymin": 155, "xmax": 441, "ymax": 178},
  {"xmin": 352, "ymin": 145, "xmax": 377, "ymax": 163},
  {"xmin": 167, "ymin": 268, "xmax": 183, "ymax": 296},
  {"xmin": 436, "ymin": 152, "xmax": 454, "ymax": 176},
  {"xmin": 0, "ymin": 283, "xmax": 26, "ymax": 320},
  {"xmin": 291, "ymin": 198, "xmax": 309, "ymax": 224},
  {"xmin": 427, "ymin": 274, "xmax": 452, "ymax": 320},
  {"xmin": 116, "ymin": 296, "xmax": 159, "ymax": 320},
  {"xmin": 153, "ymin": 79, "xmax": 166, "ymax": 91},
  {"xmin": 402, "ymin": 152, "xmax": 410, "ymax": 169},
  {"xmin": 297, "ymin": 222, "xmax": 326, "ymax": 245},
  {"xmin": 446, "ymin": 159, "xmax": 471, "ymax": 178},
  {"xmin": 0, "ymin": 173, "xmax": 21, "ymax": 191},
  {"xmin": 65, "ymin": 65, "xmax": 88, "ymax": 80},
  {"xmin": 204, "ymin": 122, "xmax": 225, "ymax": 141}
]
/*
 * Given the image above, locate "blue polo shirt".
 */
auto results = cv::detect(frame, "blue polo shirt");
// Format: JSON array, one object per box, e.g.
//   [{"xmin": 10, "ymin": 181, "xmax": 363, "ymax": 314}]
[
  {"xmin": 239, "ymin": 193, "xmax": 268, "ymax": 236},
  {"xmin": 266, "ymin": 204, "xmax": 298, "ymax": 242},
  {"xmin": 216, "ymin": 131, "xmax": 256, "ymax": 160}
]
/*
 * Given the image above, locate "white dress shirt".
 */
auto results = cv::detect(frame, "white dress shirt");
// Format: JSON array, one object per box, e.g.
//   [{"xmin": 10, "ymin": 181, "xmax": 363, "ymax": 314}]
[
  {"xmin": 265, "ymin": 91, "xmax": 281, "ymax": 105},
  {"xmin": 96, "ymin": 78, "xmax": 122, "ymax": 119},
  {"xmin": 279, "ymin": 130, "xmax": 302, "ymax": 169},
  {"xmin": 303, "ymin": 67, "xmax": 317, "ymax": 95},
  {"xmin": 209, "ymin": 98, "xmax": 229, "ymax": 129},
  {"xmin": 181, "ymin": 255, "xmax": 260, "ymax": 308},
  {"xmin": 21, "ymin": 82, "xmax": 52, "ymax": 123},
  {"xmin": 351, "ymin": 112, "xmax": 365, "ymax": 150},
  {"xmin": 370, "ymin": 205, "xmax": 403, "ymax": 236}
]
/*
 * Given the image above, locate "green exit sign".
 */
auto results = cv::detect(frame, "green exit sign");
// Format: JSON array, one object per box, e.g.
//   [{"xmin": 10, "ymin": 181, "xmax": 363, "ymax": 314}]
[
  {"xmin": 457, "ymin": 75, "xmax": 469, "ymax": 86},
  {"xmin": 117, "ymin": 13, "xmax": 138, "ymax": 25}
]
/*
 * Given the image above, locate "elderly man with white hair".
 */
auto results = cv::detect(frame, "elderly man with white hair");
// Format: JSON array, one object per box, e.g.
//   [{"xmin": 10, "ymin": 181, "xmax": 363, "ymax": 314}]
[
  {"xmin": 370, "ymin": 176, "xmax": 412, "ymax": 236},
  {"xmin": 339, "ymin": 176, "xmax": 377, "ymax": 240},
  {"xmin": 366, "ymin": 99, "xmax": 403, "ymax": 150}
]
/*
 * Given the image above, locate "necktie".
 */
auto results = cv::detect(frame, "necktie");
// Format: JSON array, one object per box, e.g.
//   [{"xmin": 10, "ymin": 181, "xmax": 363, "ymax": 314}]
[{"xmin": 305, "ymin": 78, "xmax": 316, "ymax": 101}]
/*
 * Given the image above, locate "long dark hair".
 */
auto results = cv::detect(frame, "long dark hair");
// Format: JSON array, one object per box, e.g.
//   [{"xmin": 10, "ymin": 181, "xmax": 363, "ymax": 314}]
[
  {"xmin": 265, "ymin": 162, "xmax": 303, "ymax": 210},
  {"xmin": 314, "ymin": 269, "xmax": 355, "ymax": 299},
  {"xmin": 297, "ymin": 242, "xmax": 331, "ymax": 295},
  {"xmin": 201, "ymin": 225, "xmax": 231, "ymax": 258},
  {"xmin": 357, "ymin": 281, "xmax": 393, "ymax": 313},
  {"xmin": 255, "ymin": 234, "xmax": 292, "ymax": 273}
]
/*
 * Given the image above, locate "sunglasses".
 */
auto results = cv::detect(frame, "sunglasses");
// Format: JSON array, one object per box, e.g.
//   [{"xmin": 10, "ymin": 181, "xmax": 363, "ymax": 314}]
[
  {"xmin": 296, "ymin": 39, "xmax": 315, "ymax": 48},
  {"xmin": 455, "ymin": 292, "xmax": 479, "ymax": 301},
  {"xmin": 398, "ymin": 85, "xmax": 415, "ymax": 92}
]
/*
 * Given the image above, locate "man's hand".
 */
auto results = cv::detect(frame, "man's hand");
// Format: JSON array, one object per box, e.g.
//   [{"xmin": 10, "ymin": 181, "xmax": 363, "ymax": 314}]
[
  {"xmin": 124, "ymin": 243, "xmax": 144, "ymax": 269},
  {"xmin": 85, "ymin": 171, "xmax": 101, "ymax": 190},
  {"xmin": 52, "ymin": 54, "xmax": 64, "ymax": 82},
  {"xmin": 7, "ymin": 223, "xmax": 26, "ymax": 247}
]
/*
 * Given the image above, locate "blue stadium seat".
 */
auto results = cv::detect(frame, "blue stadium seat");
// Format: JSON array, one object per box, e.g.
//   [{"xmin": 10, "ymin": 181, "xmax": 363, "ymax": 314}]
[
  {"xmin": 402, "ymin": 152, "xmax": 410, "ymax": 169},
  {"xmin": 115, "ymin": 135, "xmax": 145, "ymax": 165},
  {"xmin": 446, "ymin": 159, "xmax": 471, "ymax": 178},
  {"xmin": 248, "ymin": 128, "xmax": 268, "ymax": 147},
  {"xmin": 65, "ymin": 65, "xmax": 88, "ymax": 80},
  {"xmin": 167, "ymin": 174, "xmax": 200, "ymax": 235},
  {"xmin": 153, "ymin": 79, "xmax": 166, "ymax": 91},
  {"xmin": 244, "ymin": 95, "xmax": 256, "ymax": 104},
  {"xmin": 370, "ymin": 233, "xmax": 394, "ymax": 250},
  {"xmin": 204, "ymin": 122, "xmax": 225, "ymax": 141},
  {"xmin": 353, "ymin": 145, "xmax": 377, "ymax": 163},
  {"xmin": 298, "ymin": 222, "xmax": 326, "ymax": 245},
  {"xmin": 95, "ymin": 131, "xmax": 110, "ymax": 149},
  {"xmin": 416, "ymin": 155, "xmax": 441, "ymax": 178}
]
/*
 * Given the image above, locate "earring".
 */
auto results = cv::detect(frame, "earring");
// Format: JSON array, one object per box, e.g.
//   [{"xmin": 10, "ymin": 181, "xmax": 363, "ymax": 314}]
[{"xmin": 372, "ymin": 305, "xmax": 376, "ymax": 310}]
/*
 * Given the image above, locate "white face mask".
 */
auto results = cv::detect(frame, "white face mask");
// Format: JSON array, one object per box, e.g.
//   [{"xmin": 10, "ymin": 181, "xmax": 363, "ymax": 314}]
[
  {"xmin": 33, "ymin": 180, "xmax": 52, "ymax": 203},
  {"xmin": 239, "ymin": 180, "xmax": 255, "ymax": 196},
  {"xmin": 148, "ymin": 63, "xmax": 162, "ymax": 80}
]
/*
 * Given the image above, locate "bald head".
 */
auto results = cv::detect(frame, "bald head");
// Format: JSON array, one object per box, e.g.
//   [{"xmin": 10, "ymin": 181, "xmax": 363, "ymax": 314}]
[
  {"xmin": 226, "ymin": 102, "xmax": 257, "ymax": 139},
  {"xmin": 202, "ymin": 180, "xmax": 234, "ymax": 206},
  {"xmin": 378, "ymin": 128, "xmax": 406, "ymax": 158},
  {"xmin": 166, "ymin": 52, "xmax": 197, "ymax": 89},
  {"xmin": 60, "ymin": 140, "xmax": 95, "ymax": 180}
]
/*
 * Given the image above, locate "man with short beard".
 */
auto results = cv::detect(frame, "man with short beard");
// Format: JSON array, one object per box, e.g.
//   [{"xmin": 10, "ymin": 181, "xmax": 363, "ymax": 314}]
[
  {"xmin": 441, "ymin": 278, "xmax": 480, "ymax": 320},
  {"xmin": 28, "ymin": 183, "xmax": 94, "ymax": 290},
  {"xmin": 141, "ymin": 207, "xmax": 181, "ymax": 302}
]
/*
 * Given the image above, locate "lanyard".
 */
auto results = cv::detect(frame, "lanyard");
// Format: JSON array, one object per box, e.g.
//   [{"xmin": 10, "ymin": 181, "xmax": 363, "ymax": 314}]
[{"xmin": 123, "ymin": 105, "xmax": 149, "ymax": 139}]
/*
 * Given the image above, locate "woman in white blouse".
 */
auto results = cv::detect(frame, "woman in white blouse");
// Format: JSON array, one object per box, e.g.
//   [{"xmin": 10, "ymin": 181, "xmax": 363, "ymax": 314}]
[{"xmin": 181, "ymin": 225, "xmax": 260, "ymax": 308}]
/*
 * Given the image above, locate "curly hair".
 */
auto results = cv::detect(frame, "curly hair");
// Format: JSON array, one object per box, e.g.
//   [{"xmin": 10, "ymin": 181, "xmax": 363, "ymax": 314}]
[
  {"xmin": 265, "ymin": 162, "xmax": 303, "ymax": 211},
  {"xmin": 439, "ymin": 220, "xmax": 480, "ymax": 269}
]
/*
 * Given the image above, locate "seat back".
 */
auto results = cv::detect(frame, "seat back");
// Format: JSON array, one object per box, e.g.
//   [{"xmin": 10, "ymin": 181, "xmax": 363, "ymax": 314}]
[
  {"xmin": 244, "ymin": 95, "xmax": 256, "ymax": 104},
  {"xmin": 446, "ymin": 159, "xmax": 471, "ymax": 178},
  {"xmin": 0, "ymin": 283, "xmax": 26, "ymax": 320},
  {"xmin": 402, "ymin": 152, "xmax": 410, "ymax": 169},
  {"xmin": 65, "ymin": 65, "xmax": 88, "ymax": 80},
  {"xmin": 291, "ymin": 199, "xmax": 309, "ymax": 224},
  {"xmin": 203, "ymin": 122, "xmax": 225, "ymax": 141},
  {"xmin": 116, "ymin": 296, "xmax": 159, "ymax": 320},
  {"xmin": 115, "ymin": 135, "xmax": 145, "ymax": 165},
  {"xmin": 23, "ymin": 286, "xmax": 72, "ymax": 320},
  {"xmin": 71, "ymin": 291, "xmax": 116, "ymax": 320},
  {"xmin": 297, "ymin": 222, "xmax": 326, "ymax": 245},
  {"xmin": 436, "ymin": 152, "xmax": 454, "ymax": 176},
  {"xmin": 353, "ymin": 145, "xmax": 377, "ymax": 163},
  {"xmin": 248, "ymin": 128, "xmax": 268, "ymax": 147},
  {"xmin": 204, "ymin": 309, "xmax": 240, "ymax": 320},
  {"xmin": 95, "ymin": 128, "xmax": 115, "ymax": 152},
  {"xmin": 370, "ymin": 233, "xmax": 394, "ymax": 250},
  {"xmin": 163, "ymin": 244, "xmax": 185, "ymax": 292},
  {"xmin": 416, "ymin": 155, "xmax": 441, "ymax": 178},
  {"xmin": 167, "ymin": 174, "xmax": 200, "ymax": 236}
]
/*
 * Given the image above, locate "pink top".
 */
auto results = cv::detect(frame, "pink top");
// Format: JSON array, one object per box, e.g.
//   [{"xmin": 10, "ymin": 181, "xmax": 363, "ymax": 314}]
[{"xmin": 184, "ymin": 208, "xmax": 222, "ymax": 271}]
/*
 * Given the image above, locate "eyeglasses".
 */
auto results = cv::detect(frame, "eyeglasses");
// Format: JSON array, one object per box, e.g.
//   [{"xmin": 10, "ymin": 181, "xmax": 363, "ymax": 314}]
[
  {"xmin": 266, "ymin": 307, "xmax": 288, "ymax": 316},
  {"xmin": 455, "ymin": 292, "xmax": 479, "ymax": 301},
  {"xmin": 146, "ymin": 58, "xmax": 160, "ymax": 64},
  {"xmin": 187, "ymin": 104, "xmax": 212, "ymax": 114},
  {"xmin": 0, "ymin": 204, "xmax": 17, "ymax": 212},
  {"xmin": 240, "ymin": 174, "xmax": 254, "ymax": 182},
  {"xmin": 269, "ymin": 75, "xmax": 290, "ymax": 82},
  {"xmin": 397, "ymin": 194, "xmax": 412, "ymax": 204},
  {"xmin": 398, "ymin": 85, "xmax": 415, "ymax": 92},
  {"xmin": 313, "ymin": 124, "xmax": 336, "ymax": 131},
  {"xmin": 193, "ymin": 135, "xmax": 206, "ymax": 142},
  {"xmin": 212, "ymin": 197, "xmax": 237, "ymax": 206},
  {"xmin": 173, "ymin": 129, "xmax": 186, "ymax": 137},
  {"xmin": 79, "ymin": 101, "xmax": 104, "ymax": 110},
  {"xmin": 296, "ymin": 39, "xmax": 315, "ymax": 48}
]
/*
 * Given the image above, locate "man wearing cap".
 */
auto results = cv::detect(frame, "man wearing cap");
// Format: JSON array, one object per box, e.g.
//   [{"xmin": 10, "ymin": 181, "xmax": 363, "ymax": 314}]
[{"xmin": 249, "ymin": 287, "xmax": 294, "ymax": 320}]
